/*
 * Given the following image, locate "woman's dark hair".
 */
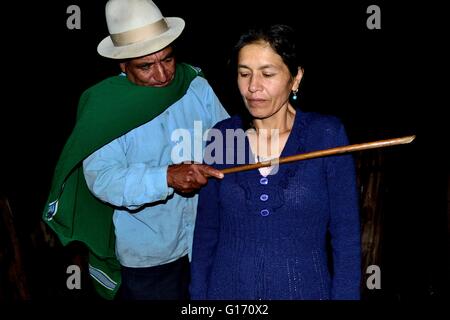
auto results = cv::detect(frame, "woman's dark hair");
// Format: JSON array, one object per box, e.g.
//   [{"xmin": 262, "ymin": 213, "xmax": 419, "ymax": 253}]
[{"xmin": 232, "ymin": 24, "xmax": 301, "ymax": 77}]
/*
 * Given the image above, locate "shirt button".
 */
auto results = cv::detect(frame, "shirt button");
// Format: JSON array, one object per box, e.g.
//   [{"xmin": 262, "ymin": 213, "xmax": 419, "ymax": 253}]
[
  {"xmin": 260, "ymin": 209, "xmax": 270, "ymax": 216},
  {"xmin": 260, "ymin": 177, "xmax": 268, "ymax": 185},
  {"xmin": 260, "ymin": 194, "xmax": 269, "ymax": 201}
]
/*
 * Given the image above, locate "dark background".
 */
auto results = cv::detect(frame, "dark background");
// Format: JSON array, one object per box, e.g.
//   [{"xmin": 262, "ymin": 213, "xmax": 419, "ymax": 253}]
[{"xmin": 1, "ymin": 0, "xmax": 448, "ymax": 305}]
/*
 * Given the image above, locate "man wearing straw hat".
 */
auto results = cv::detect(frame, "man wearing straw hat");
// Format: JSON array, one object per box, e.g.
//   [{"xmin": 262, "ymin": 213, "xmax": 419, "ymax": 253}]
[{"xmin": 43, "ymin": 0, "xmax": 228, "ymax": 300}]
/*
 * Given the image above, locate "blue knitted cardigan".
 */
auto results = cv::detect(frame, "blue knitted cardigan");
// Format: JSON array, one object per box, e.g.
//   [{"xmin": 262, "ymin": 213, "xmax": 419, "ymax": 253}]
[{"xmin": 190, "ymin": 109, "xmax": 361, "ymax": 300}]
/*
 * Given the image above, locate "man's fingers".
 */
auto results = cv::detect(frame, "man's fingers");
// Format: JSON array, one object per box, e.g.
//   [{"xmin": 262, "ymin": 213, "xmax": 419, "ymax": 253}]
[
  {"xmin": 168, "ymin": 164, "xmax": 224, "ymax": 194},
  {"xmin": 200, "ymin": 165, "xmax": 224, "ymax": 179}
]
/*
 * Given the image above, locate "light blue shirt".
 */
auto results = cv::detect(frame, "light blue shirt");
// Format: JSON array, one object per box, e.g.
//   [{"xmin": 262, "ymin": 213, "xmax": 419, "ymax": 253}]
[{"xmin": 83, "ymin": 76, "xmax": 229, "ymax": 268}]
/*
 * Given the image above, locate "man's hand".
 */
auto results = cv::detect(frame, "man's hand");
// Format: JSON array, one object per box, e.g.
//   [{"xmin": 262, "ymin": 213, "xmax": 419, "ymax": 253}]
[{"xmin": 167, "ymin": 163, "xmax": 224, "ymax": 194}]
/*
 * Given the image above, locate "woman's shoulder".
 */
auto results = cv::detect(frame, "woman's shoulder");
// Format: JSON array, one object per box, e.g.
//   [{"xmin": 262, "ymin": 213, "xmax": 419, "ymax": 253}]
[
  {"xmin": 302, "ymin": 111, "xmax": 344, "ymax": 129},
  {"xmin": 300, "ymin": 111, "xmax": 349, "ymax": 148},
  {"xmin": 300, "ymin": 111, "xmax": 346, "ymax": 140}
]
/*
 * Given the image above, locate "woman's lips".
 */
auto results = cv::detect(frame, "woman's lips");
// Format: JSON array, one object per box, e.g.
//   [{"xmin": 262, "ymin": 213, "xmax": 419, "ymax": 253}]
[{"xmin": 247, "ymin": 98, "xmax": 266, "ymax": 106}]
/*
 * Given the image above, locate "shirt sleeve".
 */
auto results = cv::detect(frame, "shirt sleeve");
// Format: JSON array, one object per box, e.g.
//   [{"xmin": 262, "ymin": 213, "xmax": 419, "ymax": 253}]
[
  {"xmin": 198, "ymin": 77, "xmax": 229, "ymax": 127},
  {"xmin": 82, "ymin": 137, "xmax": 174, "ymax": 211},
  {"xmin": 209, "ymin": 91, "xmax": 229, "ymax": 126},
  {"xmin": 326, "ymin": 122, "xmax": 362, "ymax": 300}
]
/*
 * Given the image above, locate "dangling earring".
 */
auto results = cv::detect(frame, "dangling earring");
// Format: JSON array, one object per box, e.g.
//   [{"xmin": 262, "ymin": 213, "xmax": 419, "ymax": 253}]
[{"xmin": 292, "ymin": 89, "xmax": 298, "ymax": 100}]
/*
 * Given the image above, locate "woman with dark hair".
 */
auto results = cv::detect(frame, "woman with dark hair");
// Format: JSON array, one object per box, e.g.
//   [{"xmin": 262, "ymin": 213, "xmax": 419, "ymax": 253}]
[{"xmin": 190, "ymin": 24, "xmax": 361, "ymax": 300}]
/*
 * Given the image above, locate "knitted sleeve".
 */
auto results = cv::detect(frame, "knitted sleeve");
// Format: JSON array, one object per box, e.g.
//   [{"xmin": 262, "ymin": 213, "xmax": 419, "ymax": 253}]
[
  {"xmin": 326, "ymin": 122, "xmax": 362, "ymax": 300},
  {"xmin": 189, "ymin": 175, "xmax": 221, "ymax": 300}
]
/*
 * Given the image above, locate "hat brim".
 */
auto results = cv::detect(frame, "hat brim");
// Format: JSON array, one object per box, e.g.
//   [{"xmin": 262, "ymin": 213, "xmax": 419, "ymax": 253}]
[{"xmin": 97, "ymin": 17, "xmax": 185, "ymax": 59}]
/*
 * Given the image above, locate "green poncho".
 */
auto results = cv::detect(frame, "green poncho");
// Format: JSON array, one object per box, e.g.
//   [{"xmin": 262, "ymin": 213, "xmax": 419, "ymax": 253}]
[{"xmin": 43, "ymin": 63, "xmax": 201, "ymax": 299}]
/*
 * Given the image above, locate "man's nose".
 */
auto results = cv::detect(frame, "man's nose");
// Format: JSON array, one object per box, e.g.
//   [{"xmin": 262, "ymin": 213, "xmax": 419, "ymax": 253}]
[{"xmin": 154, "ymin": 63, "xmax": 168, "ymax": 83}]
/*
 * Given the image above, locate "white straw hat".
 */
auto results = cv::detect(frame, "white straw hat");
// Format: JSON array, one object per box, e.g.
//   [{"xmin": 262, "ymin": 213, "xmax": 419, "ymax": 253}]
[{"xmin": 97, "ymin": 0, "xmax": 185, "ymax": 59}]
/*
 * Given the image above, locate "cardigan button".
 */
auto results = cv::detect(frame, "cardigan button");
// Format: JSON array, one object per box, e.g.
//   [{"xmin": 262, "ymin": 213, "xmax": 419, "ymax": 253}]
[
  {"xmin": 260, "ymin": 209, "xmax": 270, "ymax": 216},
  {"xmin": 259, "ymin": 177, "xmax": 268, "ymax": 185},
  {"xmin": 260, "ymin": 194, "xmax": 269, "ymax": 201}
]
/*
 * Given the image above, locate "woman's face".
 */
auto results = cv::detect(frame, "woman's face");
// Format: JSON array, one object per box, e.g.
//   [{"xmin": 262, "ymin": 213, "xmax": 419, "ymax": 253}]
[{"xmin": 237, "ymin": 41, "xmax": 302, "ymax": 119}]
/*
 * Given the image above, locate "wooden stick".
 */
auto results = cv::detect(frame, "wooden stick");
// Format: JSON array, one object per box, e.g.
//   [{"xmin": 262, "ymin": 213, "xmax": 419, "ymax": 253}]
[{"xmin": 220, "ymin": 135, "xmax": 416, "ymax": 175}]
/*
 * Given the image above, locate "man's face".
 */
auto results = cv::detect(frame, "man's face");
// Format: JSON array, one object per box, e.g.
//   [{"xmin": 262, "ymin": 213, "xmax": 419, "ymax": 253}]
[{"xmin": 120, "ymin": 46, "xmax": 176, "ymax": 87}]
